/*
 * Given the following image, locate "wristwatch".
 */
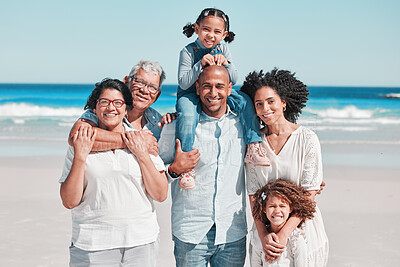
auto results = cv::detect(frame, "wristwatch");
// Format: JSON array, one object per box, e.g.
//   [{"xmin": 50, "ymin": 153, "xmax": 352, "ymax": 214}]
[{"xmin": 168, "ymin": 166, "xmax": 180, "ymax": 178}]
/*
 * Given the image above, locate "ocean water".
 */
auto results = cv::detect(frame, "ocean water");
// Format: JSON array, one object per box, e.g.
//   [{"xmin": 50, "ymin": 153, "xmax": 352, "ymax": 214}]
[{"xmin": 1, "ymin": 83, "xmax": 399, "ymax": 166}]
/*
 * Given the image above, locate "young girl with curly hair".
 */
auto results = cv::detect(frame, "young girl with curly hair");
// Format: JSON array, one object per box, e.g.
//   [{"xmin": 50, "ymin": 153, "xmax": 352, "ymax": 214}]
[{"xmin": 252, "ymin": 179, "xmax": 316, "ymax": 266}]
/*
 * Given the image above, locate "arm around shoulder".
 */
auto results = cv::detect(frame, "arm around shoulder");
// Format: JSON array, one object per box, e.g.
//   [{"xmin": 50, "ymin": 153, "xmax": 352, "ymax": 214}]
[{"xmin": 69, "ymin": 118, "xmax": 126, "ymax": 151}]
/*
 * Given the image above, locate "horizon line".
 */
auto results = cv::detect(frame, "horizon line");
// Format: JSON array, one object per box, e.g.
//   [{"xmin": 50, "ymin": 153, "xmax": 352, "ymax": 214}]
[{"xmin": 0, "ymin": 82, "xmax": 400, "ymax": 89}]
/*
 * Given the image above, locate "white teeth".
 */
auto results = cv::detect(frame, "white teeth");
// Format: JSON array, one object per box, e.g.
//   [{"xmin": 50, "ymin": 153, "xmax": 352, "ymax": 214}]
[
  {"xmin": 207, "ymin": 98, "xmax": 219, "ymax": 103},
  {"xmin": 136, "ymin": 95, "xmax": 147, "ymax": 100},
  {"xmin": 263, "ymin": 114, "xmax": 273, "ymax": 118},
  {"xmin": 105, "ymin": 114, "xmax": 117, "ymax": 117}
]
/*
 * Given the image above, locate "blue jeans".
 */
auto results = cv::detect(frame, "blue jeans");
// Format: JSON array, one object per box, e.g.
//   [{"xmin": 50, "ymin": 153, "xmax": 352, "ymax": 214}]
[
  {"xmin": 173, "ymin": 225, "xmax": 246, "ymax": 267},
  {"xmin": 176, "ymin": 89, "xmax": 262, "ymax": 152}
]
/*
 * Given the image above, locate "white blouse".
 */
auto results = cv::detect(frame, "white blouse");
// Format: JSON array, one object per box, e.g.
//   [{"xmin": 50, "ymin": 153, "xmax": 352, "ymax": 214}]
[
  {"xmin": 59, "ymin": 125, "xmax": 165, "ymax": 251},
  {"xmin": 246, "ymin": 126, "xmax": 323, "ymax": 195}
]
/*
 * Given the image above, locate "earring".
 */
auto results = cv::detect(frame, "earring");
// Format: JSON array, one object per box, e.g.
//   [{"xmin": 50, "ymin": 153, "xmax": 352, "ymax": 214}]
[{"xmin": 283, "ymin": 106, "xmax": 286, "ymax": 111}]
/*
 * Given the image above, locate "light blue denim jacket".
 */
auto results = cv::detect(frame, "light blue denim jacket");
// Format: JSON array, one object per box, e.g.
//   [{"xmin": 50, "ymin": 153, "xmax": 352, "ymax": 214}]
[
  {"xmin": 159, "ymin": 107, "xmax": 248, "ymax": 245},
  {"xmin": 79, "ymin": 107, "xmax": 162, "ymax": 140}
]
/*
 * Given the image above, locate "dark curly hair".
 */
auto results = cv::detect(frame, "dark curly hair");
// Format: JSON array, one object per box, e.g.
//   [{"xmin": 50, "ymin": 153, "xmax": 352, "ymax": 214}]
[
  {"xmin": 252, "ymin": 179, "xmax": 315, "ymax": 228},
  {"xmin": 240, "ymin": 69, "xmax": 309, "ymax": 123},
  {"xmin": 84, "ymin": 78, "xmax": 133, "ymax": 111},
  {"xmin": 182, "ymin": 8, "xmax": 235, "ymax": 43}
]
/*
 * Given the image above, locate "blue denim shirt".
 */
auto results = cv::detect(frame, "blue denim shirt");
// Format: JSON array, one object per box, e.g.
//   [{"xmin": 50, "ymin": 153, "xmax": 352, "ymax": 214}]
[
  {"xmin": 79, "ymin": 107, "xmax": 162, "ymax": 140},
  {"xmin": 159, "ymin": 107, "xmax": 247, "ymax": 245}
]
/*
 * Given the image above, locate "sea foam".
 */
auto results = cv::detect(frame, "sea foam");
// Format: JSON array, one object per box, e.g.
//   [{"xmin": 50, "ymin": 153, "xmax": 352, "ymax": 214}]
[
  {"xmin": 384, "ymin": 93, "xmax": 400, "ymax": 99},
  {"xmin": 0, "ymin": 103, "xmax": 83, "ymax": 117},
  {"xmin": 308, "ymin": 105, "xmax": 373, "ymax": 119},
  {"xmin": 300, "ymin": 117, "xmax": 400, "ymax": 125}
]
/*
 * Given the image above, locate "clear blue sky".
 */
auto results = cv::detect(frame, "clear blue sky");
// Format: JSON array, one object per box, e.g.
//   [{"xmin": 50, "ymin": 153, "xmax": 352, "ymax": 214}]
[{"xmin": 1, "ymin": 0, "xmax": 399, "ymax": 86}]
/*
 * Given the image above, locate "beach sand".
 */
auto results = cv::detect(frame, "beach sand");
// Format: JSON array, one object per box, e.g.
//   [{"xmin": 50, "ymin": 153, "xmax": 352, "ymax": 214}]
[{"xmin": 1, "ymin": 150, "xmax": 399, "ymax": 266}]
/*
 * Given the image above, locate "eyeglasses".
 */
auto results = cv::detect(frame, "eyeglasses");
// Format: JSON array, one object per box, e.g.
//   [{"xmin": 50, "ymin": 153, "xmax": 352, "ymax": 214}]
[
  {"xmin": 97, "ymin": 98, "xmax": 125, "ymax": 108},
  {"xmin": 130, "ymin": 76, "xmax": 160, "ymax": 94}
]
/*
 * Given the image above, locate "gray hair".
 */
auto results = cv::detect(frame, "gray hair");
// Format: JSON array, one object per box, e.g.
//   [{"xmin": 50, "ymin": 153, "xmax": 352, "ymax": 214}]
[{"xmin": 128, "ymin": 59, "xmax": 166, "ymax": 87}]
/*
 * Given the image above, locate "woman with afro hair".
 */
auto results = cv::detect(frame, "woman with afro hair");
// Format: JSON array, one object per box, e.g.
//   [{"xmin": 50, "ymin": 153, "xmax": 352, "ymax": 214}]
[{"xmin": 241, "ymin": 69, "xmax": 329, "ymax": 266}]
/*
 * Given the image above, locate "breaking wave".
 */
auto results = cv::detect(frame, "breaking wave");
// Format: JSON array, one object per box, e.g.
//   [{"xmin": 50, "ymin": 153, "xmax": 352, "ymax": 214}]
[{"xmin": 0, "ymin": 103, "xmax": 83, "ymax": 117}]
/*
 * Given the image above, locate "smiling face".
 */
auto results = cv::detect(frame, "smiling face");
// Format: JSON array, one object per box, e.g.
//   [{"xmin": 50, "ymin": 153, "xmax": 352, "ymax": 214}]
[
  {"xmin": 195, "ymin": 15, "xmax": 228, "ymax": 48},
  {"xmin": 254, "ymin": 86, "xmax": 287, "ymax": 126},
  {"xmin": 94, "ymin": 88, "xmax": 126, "ymax": 132},
  {"xmin": 196, "ymin": 65, "xmax": 232, "ymax": 118},
  {"xmin": 265, "ymin": 195, "xmax": 292, "ymax": 231},
  {"xmin": 126, "ymin": 68, "xmax": 160, "ymax": 113}
]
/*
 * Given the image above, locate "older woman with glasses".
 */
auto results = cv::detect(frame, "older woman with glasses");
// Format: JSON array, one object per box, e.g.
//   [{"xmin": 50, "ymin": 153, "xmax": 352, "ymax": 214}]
[{"xmin": 59, "ymin": 78, "xmax": 168, "ymax": 267}]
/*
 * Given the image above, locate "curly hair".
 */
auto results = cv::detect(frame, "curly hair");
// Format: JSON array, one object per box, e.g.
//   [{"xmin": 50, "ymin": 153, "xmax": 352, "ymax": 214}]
[
  {"xmin": 182, "ymin": 8, "xmax": 235, "ymax": 43},
  {"xmin": 84, "ymin": 78, "xmax": 133, "ymax": 111},
  {"xmin": 252, "ymin": 179, "xmax": 315, "ymax": 228},
  {"xmin": 240, "ymin": 68, "xmax": 309, "ymax": 123}
]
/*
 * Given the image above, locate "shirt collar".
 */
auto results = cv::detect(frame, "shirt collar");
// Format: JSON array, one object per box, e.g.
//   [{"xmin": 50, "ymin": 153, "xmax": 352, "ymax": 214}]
[
  {"xmin": 195, "ymin": 38, "xmax": 219, "ymax": 50},
  {"xmin": 199, "ymin": 105, "xmax": 238, "ymax": 122},
  {"xmin": 122, "ymin": 107, "xmax": 158, "ymax": 129},
  {"xmin": 143, "ymin": 107, "xmax": 158, "ymax": 126}
]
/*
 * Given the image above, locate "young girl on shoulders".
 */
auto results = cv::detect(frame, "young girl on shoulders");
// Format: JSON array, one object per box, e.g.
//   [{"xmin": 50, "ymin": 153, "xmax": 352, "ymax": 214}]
[
  {"xmin": 175, "ymin": 8, "xmax": 269, "ymax": 189},
  {"xmin": 252, "ymin": 179, "xmax": 316, "ymax": 267}
]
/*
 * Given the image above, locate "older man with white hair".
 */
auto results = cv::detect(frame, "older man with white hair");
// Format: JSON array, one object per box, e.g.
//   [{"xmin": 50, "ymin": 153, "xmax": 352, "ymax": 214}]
[{"xmin": 69, "ymin": 59, "xmax": 166, "ymax": 149}]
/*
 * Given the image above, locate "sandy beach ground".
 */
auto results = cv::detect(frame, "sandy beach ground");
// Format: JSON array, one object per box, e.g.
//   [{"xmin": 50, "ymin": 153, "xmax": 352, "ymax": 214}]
[{"xmin": 1, "ymin": 143, "xmax": 399, "ymax": 266}]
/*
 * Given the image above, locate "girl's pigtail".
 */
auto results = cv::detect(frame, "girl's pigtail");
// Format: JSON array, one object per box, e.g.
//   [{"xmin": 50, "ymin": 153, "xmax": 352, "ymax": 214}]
[
  {"xmin": 222, "ymin": 13, "xmax": 235, "ymax": 43},
  {"xmin": 224, "ymin": 31, "xmax": 235, "ymax": 43},
  {"xmin": 183, "ymin": 23, "xmax": 195, "ymax": 38}
]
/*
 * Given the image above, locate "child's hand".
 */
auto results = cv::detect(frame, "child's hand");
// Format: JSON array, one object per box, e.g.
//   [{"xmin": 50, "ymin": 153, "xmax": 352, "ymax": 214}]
[
  {"xmin": 158, "ymin": 112, "xmax": 177, "ymax": 129},
  {"xmin": 200, "ymin": 54, "xmax": 215, "ymax": 67},
  {"xmin": 214, "ymin": 54, "xmax": 228, "ymax": 66},
  {"xmin": 317, "ymin": 181, "xmax": 326, "ymax": 194}
]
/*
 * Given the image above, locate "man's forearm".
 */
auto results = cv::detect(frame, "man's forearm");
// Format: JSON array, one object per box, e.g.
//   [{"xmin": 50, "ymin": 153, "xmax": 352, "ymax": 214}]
[
  {"xmin": 91, "ymin": 128, "xmax": 126, "ymax": 151},
  {"xmin": 69, "ymin": 119, "xmax": 125, "ymax": 151}
]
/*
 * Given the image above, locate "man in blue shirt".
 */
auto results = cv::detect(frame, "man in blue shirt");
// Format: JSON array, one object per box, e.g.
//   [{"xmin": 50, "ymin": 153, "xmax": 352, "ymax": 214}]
[
  {"xmin": 159, "ymin": 65, "xmax": 247, "ymax": 266},
  {"xmin": 69, "ymin": 59, "xmax": 165, "ymax": 150}
]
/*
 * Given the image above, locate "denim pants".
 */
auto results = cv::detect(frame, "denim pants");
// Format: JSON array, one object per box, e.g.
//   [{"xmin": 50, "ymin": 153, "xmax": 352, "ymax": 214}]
[{"xmin": 173, "ymin": 225, "xmax": 246, "ymax": 267}]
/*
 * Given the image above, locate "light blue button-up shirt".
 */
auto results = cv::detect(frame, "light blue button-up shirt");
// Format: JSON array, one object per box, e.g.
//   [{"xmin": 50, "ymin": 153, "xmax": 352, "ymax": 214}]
[
  {"xmin": 159, "ymin": 107, "xmax": 247, "ymax": 245},
  {"xmin": 79, "ymin": 107, "xmax": 162, "ymax": 140}
]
